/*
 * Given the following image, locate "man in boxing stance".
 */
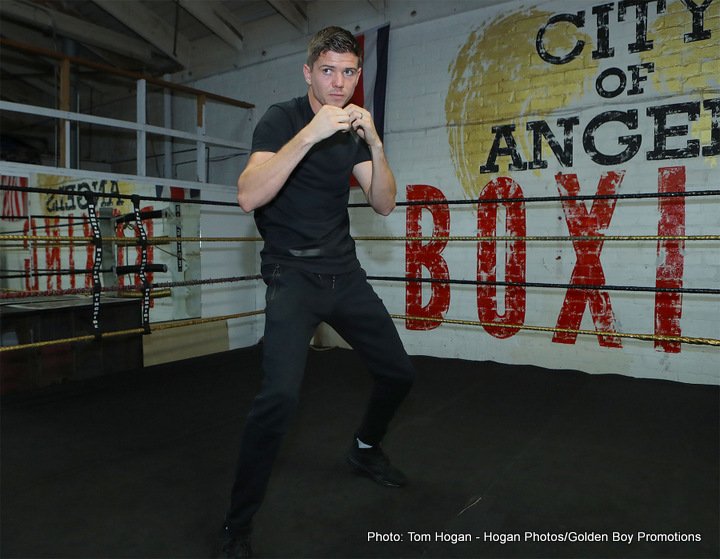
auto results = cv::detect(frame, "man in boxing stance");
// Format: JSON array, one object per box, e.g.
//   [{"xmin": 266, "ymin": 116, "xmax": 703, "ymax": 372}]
[{"xmin": 221, "ymin": 26, "xmax": 415, "ymax": 558}]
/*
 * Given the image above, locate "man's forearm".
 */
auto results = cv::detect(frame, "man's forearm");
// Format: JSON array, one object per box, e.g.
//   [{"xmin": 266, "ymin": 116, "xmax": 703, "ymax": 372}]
[
  {"xmin": 237, "ymin": 130, "xmax": 315, "ymax": 212},
  {"xmin": 367, "ymin": 144, "xmax": 397, "ymax": 216}
]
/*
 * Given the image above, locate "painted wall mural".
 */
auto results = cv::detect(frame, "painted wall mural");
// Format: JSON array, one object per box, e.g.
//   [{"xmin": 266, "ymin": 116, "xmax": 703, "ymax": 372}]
[
  {"xmin": 406, "ymin": 0, "xmax": 718, "ymax": 356},
  {"xmin": 0, "ymin": 174, "xmax": 201, "ymax": 323}
]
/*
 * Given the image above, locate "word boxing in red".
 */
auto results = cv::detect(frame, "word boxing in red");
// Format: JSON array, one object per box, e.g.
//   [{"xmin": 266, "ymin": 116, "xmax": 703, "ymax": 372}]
[{"xmin": 405, "ymin": 166, "xmax": 687, "ymax": 352}]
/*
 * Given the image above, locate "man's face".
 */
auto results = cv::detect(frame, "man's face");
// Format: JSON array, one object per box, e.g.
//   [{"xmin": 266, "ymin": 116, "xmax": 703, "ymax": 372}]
[{"xmin": 304, "ymin": 50, "xmax": 362, "ymax": 110}]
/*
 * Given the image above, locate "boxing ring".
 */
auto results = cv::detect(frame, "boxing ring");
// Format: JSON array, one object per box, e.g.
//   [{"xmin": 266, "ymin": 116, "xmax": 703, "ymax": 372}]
[
  {"xmin": 1, "ymin": 180, "xmax": 719, "ymax": 558},
  {"xmin": 2, "ymin": 183, "xmax": 719, "ymax": 358}
]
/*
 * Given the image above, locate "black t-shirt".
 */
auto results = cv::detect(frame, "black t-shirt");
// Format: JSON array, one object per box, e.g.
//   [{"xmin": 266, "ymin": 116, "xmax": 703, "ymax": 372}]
[{"xmin": 251, "ymin": 96, "xmax": 372, "ymax": 274}]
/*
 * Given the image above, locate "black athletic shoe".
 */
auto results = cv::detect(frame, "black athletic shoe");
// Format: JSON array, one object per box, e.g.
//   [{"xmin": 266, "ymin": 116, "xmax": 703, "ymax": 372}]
[
  {"xmin": 221, "ymin": 527, "xmax": 252, "ymax": 559},
  {"xmin": 346, "ymin": 441, "xmax": 407, "ymax": 487}
]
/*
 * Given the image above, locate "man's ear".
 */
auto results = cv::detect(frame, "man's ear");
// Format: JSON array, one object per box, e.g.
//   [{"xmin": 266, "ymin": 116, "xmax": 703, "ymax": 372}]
[{"xmin": 303, "ymin": 64, "xmax": 312, "ymax": 86}]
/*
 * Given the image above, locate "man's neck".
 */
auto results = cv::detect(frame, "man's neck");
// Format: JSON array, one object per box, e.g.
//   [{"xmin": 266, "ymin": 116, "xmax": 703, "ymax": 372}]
[{"xmin": 307, "ymin": 89, "xmax": 322, "ymax": 113}]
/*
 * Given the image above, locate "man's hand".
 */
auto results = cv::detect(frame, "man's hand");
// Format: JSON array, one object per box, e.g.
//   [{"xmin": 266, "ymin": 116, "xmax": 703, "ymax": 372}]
[
  {"xmin": 304, "ymin": 104, "xmax": 354, "ymax": 143},
  {"xmin": 344, "ymin": 104, "xmax": 382, "ymax": 148}
]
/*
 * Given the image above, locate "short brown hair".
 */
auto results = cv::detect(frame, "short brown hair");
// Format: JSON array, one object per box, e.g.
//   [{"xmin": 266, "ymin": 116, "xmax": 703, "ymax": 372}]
[{"xmin": 306, "ymin": 26, "xmax": 362, "ymax": 69}]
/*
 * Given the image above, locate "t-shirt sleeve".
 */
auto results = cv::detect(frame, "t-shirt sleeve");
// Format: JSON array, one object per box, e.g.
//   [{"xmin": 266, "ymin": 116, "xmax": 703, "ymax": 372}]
[
  {"xmin": 251, "ymin": 105, "xmax": 295, "ymax": 154},
  {"xmin": 354, "ymin": 136, "xmax": 372, "ymax": 165}
]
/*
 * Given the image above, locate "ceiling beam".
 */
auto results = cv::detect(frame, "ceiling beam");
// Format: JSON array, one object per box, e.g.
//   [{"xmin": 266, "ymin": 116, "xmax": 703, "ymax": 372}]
[
  {"xmin": 0, "ymin": 0, "xmax": 154, "ymax": 63},
  {"xmin": 178, "ymin": 0, "xmax": 244, "ymax": 52},
  {"xmin": 267, "ymin": 0, "xmax": 308, "ymax": 34},
  {"xmin": 0, "ymin": 64, "xmax": 56, "ymax": 103},
  {"xmin": 0, "ymin": 20, "xmax": 111, "ymax": 100},
  {"xmin": 92, "ymin": 0, "xmax": 193, "ymax": 66}
]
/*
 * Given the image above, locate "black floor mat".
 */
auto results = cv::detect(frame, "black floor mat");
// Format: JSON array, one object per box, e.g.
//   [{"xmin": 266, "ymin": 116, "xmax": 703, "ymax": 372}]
[{"xmin": 2, "ymin": 345, "xmax": 718, "ymax": 558}]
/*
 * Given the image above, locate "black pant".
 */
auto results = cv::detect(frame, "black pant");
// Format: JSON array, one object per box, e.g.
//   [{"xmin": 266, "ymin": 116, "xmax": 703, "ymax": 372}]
[{"xmin": 224, "ymin": 265, "xmax": 415, "ymax": 535}]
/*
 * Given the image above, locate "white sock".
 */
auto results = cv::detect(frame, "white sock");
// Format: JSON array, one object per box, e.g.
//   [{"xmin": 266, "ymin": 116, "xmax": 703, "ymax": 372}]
[{"xmin": 356, "ymin": 438, "xmax": 373, "ymax": 449}]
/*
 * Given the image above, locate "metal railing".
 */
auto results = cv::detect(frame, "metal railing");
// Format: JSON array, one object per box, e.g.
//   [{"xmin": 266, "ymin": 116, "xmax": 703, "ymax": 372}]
[{"xmin": 0, "ymin": 38, "xmax": 254, "ymax": 182}]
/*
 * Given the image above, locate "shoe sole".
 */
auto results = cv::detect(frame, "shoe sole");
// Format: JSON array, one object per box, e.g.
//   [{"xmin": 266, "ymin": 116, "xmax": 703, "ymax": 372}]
[{"xmin": 346, "ymin": 455, "xmax": 406, "ymax": 488}]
